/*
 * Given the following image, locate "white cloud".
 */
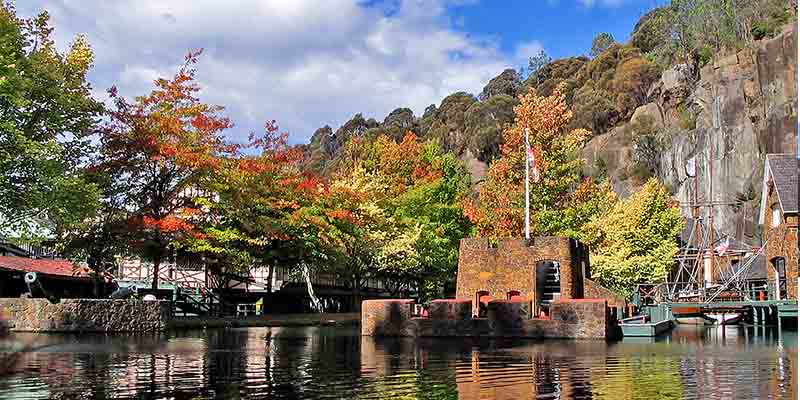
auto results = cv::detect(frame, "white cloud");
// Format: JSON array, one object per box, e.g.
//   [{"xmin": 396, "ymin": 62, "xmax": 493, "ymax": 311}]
[
  {"xmin": 513, "ymin": 40, "xmax": 545, "ymax": 65},
  {"xmin": 18, "ymin": 0, "xmax": 515, "ymax": 144}
]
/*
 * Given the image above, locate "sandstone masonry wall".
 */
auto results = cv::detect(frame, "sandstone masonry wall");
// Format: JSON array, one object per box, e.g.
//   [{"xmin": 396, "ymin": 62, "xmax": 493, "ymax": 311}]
[
  {"xmin": 763, "ymin": 182, "xmax": 799, "ymax": 299},
  {"xmin": 0, "ymin": 298, "xmax": 171, "ymax": 332},
  {"xmin": 361, "ymin": 298, "xmax": 610, "ymax": 340},
  {"xmin": 455, "ymin": 237, "xmax": 588, "ymax": 315},
  {"xmin": 583, "ymin": 279, "xmax": 626, "ymax": 308}
]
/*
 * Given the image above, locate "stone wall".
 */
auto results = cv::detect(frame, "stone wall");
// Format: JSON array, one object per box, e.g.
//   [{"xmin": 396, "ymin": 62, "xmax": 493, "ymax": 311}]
[
  {"xmin": 763, "ymin": 182, "xmax": 799, "ymax": 299},
  {"xmin": 455, "ymin": 237, "xmax": 589, "ymax": 315},
  {"xmin": 361, "ymin": 298, "xmax": 611, "ymax": 340},
  {"xmin": 0, "ymin": 298, "xmax": 171, "ymax": 332},
  {"xmin": 583, "ymin": 279, "xmax": 626, "ymax": 308}
]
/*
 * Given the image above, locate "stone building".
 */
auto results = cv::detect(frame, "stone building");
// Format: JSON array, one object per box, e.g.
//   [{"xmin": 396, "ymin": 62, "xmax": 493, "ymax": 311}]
[
  {"xmin": 759, "ymin": 154, "xmax": 798, "ymax": 299},
  {"xmin": 455, "ymin": 237, "xmax": 590, "ymax": 315}
]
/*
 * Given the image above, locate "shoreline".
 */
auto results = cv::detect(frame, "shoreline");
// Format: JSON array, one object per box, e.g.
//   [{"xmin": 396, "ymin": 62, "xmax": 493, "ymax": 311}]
[{"xmin": 168, "ymin": 312, "xmax": 361, "ymax": 329}]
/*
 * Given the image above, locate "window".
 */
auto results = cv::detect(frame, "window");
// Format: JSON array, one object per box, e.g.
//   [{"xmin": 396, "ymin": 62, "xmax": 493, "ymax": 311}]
[{"xmin": 772, "ymin": 205, "xmax": 781, "ymax": 227}]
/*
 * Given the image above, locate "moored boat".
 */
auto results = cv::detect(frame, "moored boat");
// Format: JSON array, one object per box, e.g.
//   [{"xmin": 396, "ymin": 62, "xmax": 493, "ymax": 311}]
[
  {"xmin": 672, "ymin": 306, "xmax": 715, "ymax": 325},
  {"xmin": 620, "ymin": 315, "xmax": 674, "ymax": 337},
  {"xmin": 705, "ymin": 312, "xmax": 742, "ymax": 325}
]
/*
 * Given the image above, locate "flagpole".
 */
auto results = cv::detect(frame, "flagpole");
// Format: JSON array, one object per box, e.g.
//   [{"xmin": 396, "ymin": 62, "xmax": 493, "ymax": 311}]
[{"xmin": 525, "ymin": 128, "xmax": 530, "ymax": 240}]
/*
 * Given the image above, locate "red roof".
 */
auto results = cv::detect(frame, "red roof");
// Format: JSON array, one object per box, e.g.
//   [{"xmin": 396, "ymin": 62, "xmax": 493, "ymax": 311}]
[{"xmin": 0, "ymin": 256, "xmax": 91, "ymax": 279}]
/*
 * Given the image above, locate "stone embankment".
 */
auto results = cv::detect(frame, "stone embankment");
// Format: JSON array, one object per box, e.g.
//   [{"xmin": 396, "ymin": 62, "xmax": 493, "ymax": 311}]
[
  {"xmin": 361, "ymin": 298, "xmax": 614, "ymax": 340},
  {"xmin": 0, "ymin": 298, "xmax": 170, "ymax": 333}
]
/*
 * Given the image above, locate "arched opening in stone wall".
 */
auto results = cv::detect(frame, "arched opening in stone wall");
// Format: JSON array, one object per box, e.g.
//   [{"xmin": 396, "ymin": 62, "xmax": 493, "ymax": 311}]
[{"xmin": 535, "ymin": 260, "xmax": 561, "ymax": 314}]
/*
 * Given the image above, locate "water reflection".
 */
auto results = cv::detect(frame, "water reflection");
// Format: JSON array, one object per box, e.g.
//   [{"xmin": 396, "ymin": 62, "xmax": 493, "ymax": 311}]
[{"xmin": 0, "ymin": 325, "xmax": 795, "ymax": 399}]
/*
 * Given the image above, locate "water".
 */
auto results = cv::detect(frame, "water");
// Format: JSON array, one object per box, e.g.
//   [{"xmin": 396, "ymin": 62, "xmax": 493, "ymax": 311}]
[{"xmin": 0, "ymin": 325, "xmax": 796, "ymax": 399}]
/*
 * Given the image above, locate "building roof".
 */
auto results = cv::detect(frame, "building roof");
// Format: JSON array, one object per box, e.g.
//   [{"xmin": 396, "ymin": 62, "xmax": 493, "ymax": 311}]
[
  {"xmin": 759, "ymin": 154, "xmax": 799, "ymax": 224},
  {"xmin": 0, "ymin": 256, "xmax": 90, "ymax": 279}
]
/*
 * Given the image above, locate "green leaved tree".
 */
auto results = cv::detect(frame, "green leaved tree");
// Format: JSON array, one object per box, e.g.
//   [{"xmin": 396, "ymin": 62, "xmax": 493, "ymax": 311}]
[
  {"xmin": 582, "ymin": 178, "xmax": 685, "ymax": 298},
  {"xmin": 0, "ymin": 5, "xmax": 103, "ymax": 235}
]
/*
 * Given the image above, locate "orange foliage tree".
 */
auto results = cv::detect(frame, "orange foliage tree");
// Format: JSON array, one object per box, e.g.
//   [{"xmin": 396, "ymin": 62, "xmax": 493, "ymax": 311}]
[
  {"xmin": 463, "ymin": 87, "xmax": 617, "ymax": 239},
  {"xmin": 96, "ymin": 50, "xmax": 235, "ymax": 289},
  {"xmin": 183, "ymin": 120, "xmax": 323, "ymax": 293}
]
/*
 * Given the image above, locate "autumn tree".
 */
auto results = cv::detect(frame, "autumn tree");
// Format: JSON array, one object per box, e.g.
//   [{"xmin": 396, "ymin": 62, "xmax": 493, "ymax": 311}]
[
  {"xmin": 582, "ymin": 178, "xmax": 684, "ymax": 298},
  {"xmin": 319, "ymin": 132, "xmax": 471, "ymax": 304},
  {"xmin": 0, "ymin": 5, "xmax": 103, "ymax": 235},
  {"xmin": 96, "ymin": 50, "xmax": 234, "ymax": 290},
  {"xmin": 183, "ymin": 121, "xmax": 319, "ymax": 296},
  {"xmin": 464, "ymin": 86, "xmax": 616, "ymax": 239}
]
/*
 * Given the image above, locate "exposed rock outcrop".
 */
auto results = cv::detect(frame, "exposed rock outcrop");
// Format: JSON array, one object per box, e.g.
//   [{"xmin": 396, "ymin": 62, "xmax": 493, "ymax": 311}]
[{"xmin": 584, "ymin": 24, "xmax": 797, "ymax": 244}]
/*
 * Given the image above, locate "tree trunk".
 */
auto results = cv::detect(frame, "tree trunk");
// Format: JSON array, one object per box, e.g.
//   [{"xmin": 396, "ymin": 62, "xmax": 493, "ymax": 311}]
[
  {"xmin": 151, "ymin": 254, "xmax": 161, "ymax": 291},
  {"xmin": 266, "ymin": 264, "xmax": 274, "ymax": 293},
  {"xmin": 302, "ymin": 264, "xmax": 322, "ymax": 312},
  {"xmin": 352, "ymin": 278, "xmax": 361, "ymax": 312}
]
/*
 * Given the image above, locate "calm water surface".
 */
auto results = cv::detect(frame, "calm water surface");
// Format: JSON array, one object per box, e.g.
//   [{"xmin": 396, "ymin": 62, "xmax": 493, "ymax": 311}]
[{"xmin": 0, "ymin": 325, "xmax": 796, "ymax": 399}]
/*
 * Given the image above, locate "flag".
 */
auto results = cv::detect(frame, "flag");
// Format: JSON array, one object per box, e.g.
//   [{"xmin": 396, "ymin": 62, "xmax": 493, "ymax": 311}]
[
  {"xmin": 714, "ymin": 238, "xmax": 729, "ymax": 256},
  {"xmin": 526, "ymin": 146, "xmax": 540, "ymax": 183}
]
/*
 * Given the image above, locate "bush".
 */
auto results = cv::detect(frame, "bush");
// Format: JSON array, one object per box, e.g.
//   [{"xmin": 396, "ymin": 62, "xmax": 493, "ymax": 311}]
[
  {"xmin": 465, "ymin": 95, "xmax": 517, "ymax": 163},
  {"xmin": 593, "ymin": 157, "xmax": 609, "ymax": 183},
  {"xmin": 629, "ymin": 115, "xmax": 662, "ymax": 179},
  {"xmin": 571, "ymin": 84, "xmax": 617, "ymax": 135},
  {"xmin": 750, "ymin": 21, "xmax": 775, "ymax": 40},
  {"xmin": 677, "ymin": 103, "xmax": 696, "ymax": 130},
  {"xmin": 613, "ymin": 57, "xmax": 660, "ymax": 119}
]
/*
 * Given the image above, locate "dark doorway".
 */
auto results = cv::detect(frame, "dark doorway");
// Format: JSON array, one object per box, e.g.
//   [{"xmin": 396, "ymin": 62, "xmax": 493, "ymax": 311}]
[{"xmin": 536, "ymin": 261, "xmax": 561, "ymax": 313}]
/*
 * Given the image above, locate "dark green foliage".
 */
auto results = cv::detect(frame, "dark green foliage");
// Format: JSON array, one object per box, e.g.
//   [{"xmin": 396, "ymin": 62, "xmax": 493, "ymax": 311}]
[
  {"xmin": 524, "ymin": 56, "xmax": 588, "ymax": 100},
  {"xmin": 480, "ymin": 69, "xmax": 520, "ymax": 100},
  {"xmin": 631, "ymin": 0, "xmax": 796, "ymax": 69},
  {"xmin": 591, "ymin": 32, "xmax": 616, "ymax": 58},
  {"xmin": 631, "ymin": 8, "xmax": 671, "ymax": 54},
  {"xmin": 465, "ymin": 94, "xmax": 517, "ymax": 162},
  {"xmin": 593, "ymin": 157, "xmax": 609, "ymax": 183},
  {"xmin": 677, "ymin": 102, "xmax": 697, "ymax": 130},
  {"xmin": 380, "ymin": 107, "xmax": 418, "ymax": 141},
  {"xmin": 750, "ymin": 21, "xmax": 774, "ymax": 40},
  {"xmin": 419, "ymin": 92, "xmax": 477, "ymax": 154},
  {"xmin": 612, "ymin": 57, "xmax": 661, "ymax": 120},
  {"xmin": 628, "ymin": 115, "xmax": 662, "ymax": 181},
  {"xmin": 334, "ymin": 113, "xmax": 378, "ymax": 150},
  {"xmin": 571, "ymin": 84, "xmax": 617, "ymax": 135}
]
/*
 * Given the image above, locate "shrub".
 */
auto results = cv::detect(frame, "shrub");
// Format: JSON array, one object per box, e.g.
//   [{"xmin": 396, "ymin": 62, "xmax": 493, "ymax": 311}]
[
  {"xmin": 572, "ymin": 84, "xmax": 617, "ymax": 135},
  {"xmin": 677, "ymin": 103, "xmax": 697, "ymax": 130},
  {"xmin": 750, "ymin": 21, "xmax": 775, "ymax": 40},
  {"xmin": 613, "ymin": 57, "xmax": 660, "ymax": 119}
]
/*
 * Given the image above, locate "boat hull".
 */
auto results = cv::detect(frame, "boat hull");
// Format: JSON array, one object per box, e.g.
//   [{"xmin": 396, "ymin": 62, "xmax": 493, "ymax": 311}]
[{"xmin": 706, "ymin": 312, "xmax": 742, "ymax": 325}]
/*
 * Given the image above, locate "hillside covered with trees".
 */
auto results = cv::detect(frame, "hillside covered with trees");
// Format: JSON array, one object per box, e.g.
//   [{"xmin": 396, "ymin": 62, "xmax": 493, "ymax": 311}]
[{"xmin": 2, "ymin": 0, "xmax": 796, "ymax": 301}]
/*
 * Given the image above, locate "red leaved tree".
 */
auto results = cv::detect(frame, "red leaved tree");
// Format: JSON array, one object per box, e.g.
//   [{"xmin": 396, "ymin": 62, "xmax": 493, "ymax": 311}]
[{"xmin": 97, "ymin": 50, "xmax": 234, "ymax": 290}]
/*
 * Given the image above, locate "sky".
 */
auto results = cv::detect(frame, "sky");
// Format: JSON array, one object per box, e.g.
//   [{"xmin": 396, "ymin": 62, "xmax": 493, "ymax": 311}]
[{"xmin": 19, "ymin": 0, "xmax": 666, "ymax": 145}]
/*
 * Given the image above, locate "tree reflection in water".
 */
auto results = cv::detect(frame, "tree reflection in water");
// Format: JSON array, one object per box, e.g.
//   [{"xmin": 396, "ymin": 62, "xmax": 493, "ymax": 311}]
[{"xmin": 0, "ymin": 325, "xmax": 795, "ymax": 399}]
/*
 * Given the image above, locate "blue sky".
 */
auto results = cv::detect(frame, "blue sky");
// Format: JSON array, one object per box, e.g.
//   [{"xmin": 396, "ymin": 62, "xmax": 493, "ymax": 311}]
[{"xmin": 20, "ymin": 0, "xmax": 666, "ymax": 144}]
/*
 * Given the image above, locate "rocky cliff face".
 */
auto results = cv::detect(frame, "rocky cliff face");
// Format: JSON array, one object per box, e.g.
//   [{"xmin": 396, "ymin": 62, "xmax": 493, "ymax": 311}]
[{"xmin": 584, "ymin": 25, "xmax": 797, "ymax": 244}]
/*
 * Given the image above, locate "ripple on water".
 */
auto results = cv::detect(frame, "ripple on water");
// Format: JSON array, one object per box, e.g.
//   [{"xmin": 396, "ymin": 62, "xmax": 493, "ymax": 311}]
[{"xmin": 0, "ymin": 326, "xmax": 796, "ymax": 399}]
